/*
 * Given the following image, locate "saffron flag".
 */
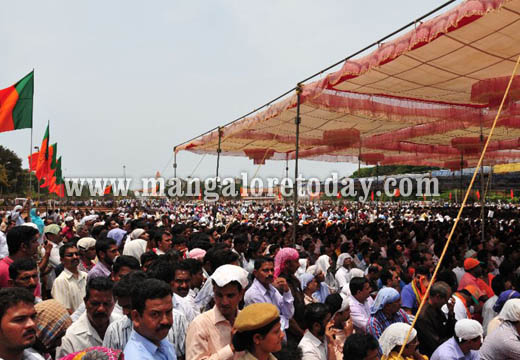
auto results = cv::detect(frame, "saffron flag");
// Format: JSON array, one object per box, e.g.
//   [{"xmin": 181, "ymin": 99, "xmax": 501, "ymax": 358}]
[
  {"xmin": 394, "ymin": 188, "xmax": 400, "ymax": 197},
  {"xmin": 34, "ymin": 124, "xmax": 50, "ymax": 180},
  {"xmin": 49, "ymin": 157, "xmax": 65, "ymax": 197},
  {"xmin": 0, "ymin": 71, "xmax": 33, "ymax": 133},
  {"xmin": 371, "ymin": 191, "xmax": 374, "ymax": 201},
  {"xmin": 476, "ymin": 190, "xmax": 480, "ymax": 200},
  {"xmin": 40, "ymin": 143, "xmax": 57, "ymax": 188},
  {"xmin": 104, "ymin": 185, "xmax": 112, "ymax": 195}
]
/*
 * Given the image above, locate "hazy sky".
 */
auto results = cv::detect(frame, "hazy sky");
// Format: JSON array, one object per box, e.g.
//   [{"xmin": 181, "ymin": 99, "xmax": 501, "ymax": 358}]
[{"xmin": 0, "ymin": 0, "xmax": 453, "ymax": 186}]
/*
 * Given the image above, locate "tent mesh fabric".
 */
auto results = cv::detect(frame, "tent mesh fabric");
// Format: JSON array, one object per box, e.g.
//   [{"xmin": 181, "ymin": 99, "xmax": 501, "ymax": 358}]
[{"xmin": 178, "ymin": 0, "xmax": 520, "ymax": 168}]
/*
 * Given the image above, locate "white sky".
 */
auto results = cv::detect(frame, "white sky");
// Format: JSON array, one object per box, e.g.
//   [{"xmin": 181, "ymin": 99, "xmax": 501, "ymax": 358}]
[{"xmin": 0, "ymin": 0, "xmax": 455, "ymax": 185}]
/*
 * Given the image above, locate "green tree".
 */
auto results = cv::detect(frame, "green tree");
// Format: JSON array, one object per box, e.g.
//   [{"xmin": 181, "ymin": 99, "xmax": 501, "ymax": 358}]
[
  {"xmin": 0, "ymin": 145, "xmax": 24, "ymax": 194},
  {"xmin": 351, "ymin": 165, "xmax": 440, "ymax": 178}
]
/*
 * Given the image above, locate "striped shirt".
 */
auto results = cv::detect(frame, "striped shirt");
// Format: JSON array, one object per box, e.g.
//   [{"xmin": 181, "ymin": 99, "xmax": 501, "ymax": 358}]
[{"xmin": 366, "ymin": 309, "xmax": 410, "ymax": 339}]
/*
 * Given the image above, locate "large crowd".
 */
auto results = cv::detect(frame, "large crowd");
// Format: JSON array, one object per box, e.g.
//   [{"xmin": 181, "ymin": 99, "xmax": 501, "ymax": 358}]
[{"xmin": 0, "ymin": 199, "xmax": 519, "ymax": 360}]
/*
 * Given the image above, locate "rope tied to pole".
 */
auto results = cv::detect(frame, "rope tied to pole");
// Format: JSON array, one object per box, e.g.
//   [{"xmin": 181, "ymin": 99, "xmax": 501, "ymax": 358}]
[{"xmin": 397, "ymin": 53, "xmax": 520, "ymax": 358}]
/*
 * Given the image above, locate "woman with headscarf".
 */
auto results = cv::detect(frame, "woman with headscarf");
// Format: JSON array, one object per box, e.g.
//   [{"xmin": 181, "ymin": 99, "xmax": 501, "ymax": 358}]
[
  {"xmin": 122, "ymin": 229, "xmax": 149, "ymax": 262},
  {"xmin": 315, "ymin": 254, "xmax": 338, "ymax": 292},
  {"xmin": 33, "ymin": 300, "xmax": 73, "ymax": 359},
  {"xmin": 379, "ymin": 323, "xmax": 427, "ymax": 360},
  {"xmin": 275, "ymin": 248, "xmax": 305, "ymax": 343},
  {"xmin": 486, "ymin": 289, "xmax": 520, "ymax": 335},
  {"xmin": 480, "ymin": 298, "xmax": 520, "ymax": 359},
  {"xmin": 305, "ymin": 265, "xmax": 330, "ymax": 303},
  {"xmin": 367, "ymin": 287, "xmax": 410, "ymax": 339},
  {"xmin": 30, "ymin": 208, "xmax": 45, "ymax": 239},
  {"xmin": 335, "ymin": 253, "xmax": 353, "ymax": 293},
  {"xmin": 299, "ymin": 273, "xmax": 319, "ymax": 305}
]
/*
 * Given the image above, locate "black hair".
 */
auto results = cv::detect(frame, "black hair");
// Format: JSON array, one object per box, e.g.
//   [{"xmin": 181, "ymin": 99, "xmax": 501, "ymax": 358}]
[
  {"xmin": 95, "ymin": 237, "xmax": 116, "ymax": 257},
  {"xmin": 324, "ymin": 293, "xmax": 344, "ymax": 315},
  {"xmin": 140, "ymin": 251, "xmax": 159, "ymax": 266},
  {"xmin": 113, "ymin": 255, "xmax": 140, "ymax": 275},
  {"xmin": 204, "ymin": 248, "xmax": 239, "ymax": 274},
  {"xmin": 59, "ymin": 242, "xmax": 77, "ymax": 259},
  {"xmin": 254, "ymin": 256, "xmax": 274, "ymax": 271},
  {"xmin": 173, "ymin": 260, "xmax": 192, "ymax": 279},
  {"xmin": 437, "ymin": 270, "xmax": 458, "ymax": 293},
  {"xmin": 146, "ymin": 258, "xmax": 174, "ymax": 283},
  {"xmin": 491, "ymin": 275, "xmax": 506, "ymax": 296},
  {"xmin": 234, "ymin": 234, "xmax": 248, "ymax": 246},
  {"xmin": 173, "ymin": 236, "xmax": 187, "ymax": 246},
  {"xmin": 85, "ymin": 277, "xmax": 114, "ymax": 301},
  {"xmin": 380, "ymin": 269, "xmax": 394, "ymax": 287},
  {"xmin": 91, "ymin": 225, "xmax": 106, "ymax": 240},
  {"xmin": 6, "ymin": 226, "xmax": 38, "ymax": 255},
  {"xmin": 273, "ymin": 343, "xmax": 302, "ymax": 360},
  {"xmin": 183, "ymin": 258, "xmax": 203, "ymax": 276},
  {"xmin": 0, "ymin": 288, "xmax": 34, "ymax": 320},
  {"xmin": 113, "ymin": 271, "xmax": 147, "ymax": 298},
  {"xmin": 304, "ymin": 302, "xmax": 330, "ymax": 330},
  {"xmin": 131, "ymin": 278, "xmax": 171, "ymax": 315},
  {"xmin": 349, "ymin": 277, "xmax": 367, "ymax": 297},
  {"xmin": 153, "ymin": 229, "xmax": 170, "ymax": 242},
  {"xmin": 232, "ymin": 316, "xmax": 280, "ymax": 352},
  {"xmin": 342, "ymin": 333, "xmax": 379, "ymax": 360},
  {"xmin": 9, "ymin": 258, "xmax": 37, "ymax": 280}
]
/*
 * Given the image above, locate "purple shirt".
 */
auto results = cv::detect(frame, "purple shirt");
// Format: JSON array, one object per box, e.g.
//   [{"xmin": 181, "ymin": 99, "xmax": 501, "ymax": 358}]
[
  {"xmin": 87, "ymin": 261, "xmax": 111, "ymax": 282},
  {"xmin": 244, "ymin": 278, "xmax": 294, "ymax": 330}
]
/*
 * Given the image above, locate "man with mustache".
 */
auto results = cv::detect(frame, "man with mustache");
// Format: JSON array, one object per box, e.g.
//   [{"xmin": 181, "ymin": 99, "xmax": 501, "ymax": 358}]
[
  {"xmin": 56, "ymin": 277, "xmax": 121, "ymax": 358},
  {"xmin": 8, "ymin": 258, "xmax": 41, "ymax": 303},
  {"xmin": 244, "ymin": 256, "xmax": 294, "ymax": 332},
  {"xmin": 87, "ymin": 238, "xmax": 120, "ymax": 282},
  {"xmin": 51, "ymin": 243, "xmax": 87, "ymax": 313},
  {"xmin": 124, "ymin": 278, "xmax": 176, "ymax": 360},
  {"xmin": 0, "ymin": 287, "xmax": 44, "ymax": 360}
]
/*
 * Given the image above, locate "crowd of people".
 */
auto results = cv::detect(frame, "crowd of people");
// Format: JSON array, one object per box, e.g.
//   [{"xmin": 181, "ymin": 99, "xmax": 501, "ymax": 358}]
[{"xmin": 0, "ymin": 199, "xmax": 519, "ymax": 360}]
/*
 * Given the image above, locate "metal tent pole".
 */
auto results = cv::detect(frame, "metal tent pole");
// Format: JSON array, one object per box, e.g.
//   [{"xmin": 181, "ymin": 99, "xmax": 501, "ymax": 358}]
[
  {"xmin": 173, "ymin": 147, "xmax": 177, "ymax": 179},
  {"xmin": 216, "ymin": 127, "xmax": 222, "ymax": 179},
  {"xmin": 292, "ymin": 85, "xmax": 302, "ymax": 244},
  {"xmin": 460, "ymin": 153, "xmax": 464, "ymax": 204},
  {"xmin": 480, "ymin": 129, "xmax": 485, "ymax": 244}
]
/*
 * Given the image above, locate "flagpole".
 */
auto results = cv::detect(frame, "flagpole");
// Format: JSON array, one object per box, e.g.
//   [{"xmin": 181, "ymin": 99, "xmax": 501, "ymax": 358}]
[{"xmin": 29, "ymin": 126, "xmax": 33, "ymax": 198}]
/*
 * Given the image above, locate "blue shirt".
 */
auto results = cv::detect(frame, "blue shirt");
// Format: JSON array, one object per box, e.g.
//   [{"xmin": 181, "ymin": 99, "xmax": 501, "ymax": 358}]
[
  {"xmin": 401, "ymin": 282, "xmax": 418, "ymax": 314},
  {"xmin": 431, "ymin": 337, "xmax": 479, "ymax": 360},
  {"xmin": 124, "ymin": 329, "xmax": 176, "ymax": 360}
]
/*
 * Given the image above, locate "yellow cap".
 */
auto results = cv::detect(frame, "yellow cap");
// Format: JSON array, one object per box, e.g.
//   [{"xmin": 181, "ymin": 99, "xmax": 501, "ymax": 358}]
[{"xmin": 234, "ymin": 303, "xmax": 279, "ymax": 332}]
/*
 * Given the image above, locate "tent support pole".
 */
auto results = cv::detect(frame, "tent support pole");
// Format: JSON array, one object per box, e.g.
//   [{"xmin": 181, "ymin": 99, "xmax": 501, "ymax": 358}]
[
  {"xmin": 216, "ymin": 127, "xmax": 222, "ymax": 179},
  {"xmin": 460, "ymin": 153, "xmax": 464, "ymax": 204},
  {"xmin": 173, "ymin": 147, "xmax": 177, "ymax": 179},
  {"xmin": 292, "ymin": 85, "xmax": 302, "ymax": 244},
  {"xmin": 480, "ymin": 127, "xmax": 485, "ymax": 244},
  {"xmin": 285, "ymin": 154, "xmax": 289, "ymax": 180}
]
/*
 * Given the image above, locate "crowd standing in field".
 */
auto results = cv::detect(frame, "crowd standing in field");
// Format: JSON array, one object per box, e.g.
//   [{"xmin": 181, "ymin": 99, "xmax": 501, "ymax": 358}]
[{"xmin": 0, "ymin": 199, "xmax": 519, "ymax": 360}]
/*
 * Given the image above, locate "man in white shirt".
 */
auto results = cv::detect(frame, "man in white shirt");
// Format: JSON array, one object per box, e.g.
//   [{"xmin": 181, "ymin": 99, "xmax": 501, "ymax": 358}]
[
  {"xmin": 57, "ymin": 277, "xmax": 121, "ymax": 358},
  {"xmin": 298, "ymin": 303, "xmax": 336, "ymax": 360},
  {"xmin": 51, "ymin": 243, "xmax": 87, "ymax": 313},
  {"xmin": 348, "ymin": 277, "xmax": 374, "ymax": 333}
]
